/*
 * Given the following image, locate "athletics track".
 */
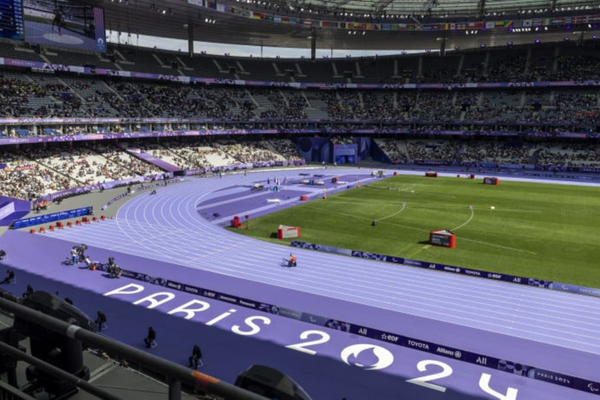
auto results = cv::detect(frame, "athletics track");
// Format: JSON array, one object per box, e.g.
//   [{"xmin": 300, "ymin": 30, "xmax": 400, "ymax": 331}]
[{"xmin": 0, "ymin": 168, "xmax": 599, "ymax": 399}]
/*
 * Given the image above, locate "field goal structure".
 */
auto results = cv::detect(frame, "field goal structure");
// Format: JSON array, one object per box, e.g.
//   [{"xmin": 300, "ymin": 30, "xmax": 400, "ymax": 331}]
[{"xmin": 278, "ymin": 225, "xmax": 300, "ymax": 239}]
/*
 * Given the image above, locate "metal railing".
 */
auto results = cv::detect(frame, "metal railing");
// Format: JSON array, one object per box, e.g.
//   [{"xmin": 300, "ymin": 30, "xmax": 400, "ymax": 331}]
[{"xmin": 0, "ymin": 296, "xmax": 267, "ymax": 400}]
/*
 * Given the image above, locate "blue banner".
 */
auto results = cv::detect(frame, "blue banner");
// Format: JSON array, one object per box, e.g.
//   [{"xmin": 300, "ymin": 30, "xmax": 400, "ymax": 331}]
[
  {"xmin": 12, "ymin": 206, "xmax": 93, "ymax": 229},
  {"xmin": 290, "ymin": 241, "xmax": 600, "ymax": 297}
]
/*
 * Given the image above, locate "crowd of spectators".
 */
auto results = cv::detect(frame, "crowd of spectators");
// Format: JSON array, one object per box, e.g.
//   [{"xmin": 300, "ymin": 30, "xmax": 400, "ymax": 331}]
[
  {"xmin": 213, "ymin": 139, "xmax": 283, "ymax": 164},
  {"xmin": 461, "ymin": 141, "xmax": 532, "ymax": 164},
  {"xmin": 2, "ymin": 134, "xmax": 599, "ymax": 202},
  {"xmin": 375, "ymin": 138, "xmax": 600, "ymax": 168},
  {"xmin": 374, "ymin": 139, "xmax": 405, "ymax": 163},
  {"xmin": 554, "ymin": 55, "xmax": 600, "ymax": 82},
  {"xmin": 536, "ymin": 143, "xmax": 600, "ymax": 168},
  {"xmin": 269, "ymin": 139, "xmax": 303, "ymax": 160},
  {"xmin": 405, "ymin": 140, "xmax": 460, "ymax": 162},
  {"xmin": 0, "ymin": 152, "xmax": 53, "ymax": 200},
  {"xmin": 2, "ymin": 66, "xmax": 600, "ymax": 126},
  {"xmin": 1, "ymin": 44, "xmax": 600, "ymax": 201},
  {"xmin": 0, "ymin": 143, "xmax": 169, "ymax": 201},
  {"xmin": 331, "ymin": 136, "xmax": 355, "ymax": 145}
]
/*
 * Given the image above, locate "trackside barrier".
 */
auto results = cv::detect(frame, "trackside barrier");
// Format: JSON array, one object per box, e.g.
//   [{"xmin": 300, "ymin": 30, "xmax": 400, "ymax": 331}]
[
  {"xmin": 289, "ymin": 241, "xmax": 600, "ymax": 298},
  {"xmin": 103, "ymin": 264, "xmax": 600, "ymax": 398},
  {"xmin": 184, "ymin": 160, "xmax": 306, "ymax": 177},
  {"xmin": 0, "ymin": 297, "xmax": 268, "ymax": 400},
  {"xmin": 11, "ymin": 207, "xmax": 93, "ymax": 230},
  {"xmin": 101, "ymin": 179, "xmax": 179, "ymax": 210}
]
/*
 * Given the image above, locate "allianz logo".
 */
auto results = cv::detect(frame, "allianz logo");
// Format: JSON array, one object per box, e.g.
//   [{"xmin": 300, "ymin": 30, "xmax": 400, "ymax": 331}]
[
  {"xmin": 436, "ymin": 347, "xmax": 462, "ymax": 358},
  {"xmin": 167, "ymin": 282, "xmax": 181, "ymax": 289},
  {"xmin": 443, "ymin": 266, "xmax": 460, "ymax": 273}
]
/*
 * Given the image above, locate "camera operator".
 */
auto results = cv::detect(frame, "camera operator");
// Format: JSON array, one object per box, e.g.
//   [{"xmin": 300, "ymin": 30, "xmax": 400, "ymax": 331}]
[{"xmin": 107, "ymin": 257, "xmax": 122, "ymax": 279}]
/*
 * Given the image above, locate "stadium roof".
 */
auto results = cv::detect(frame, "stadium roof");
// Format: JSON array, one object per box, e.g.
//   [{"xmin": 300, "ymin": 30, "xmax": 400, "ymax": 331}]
[
  {"xmin": 91, "ymin": 0, "xmax": 600, "ymax": 52},
  {"xmin": 275, "ymin": 0, "xmax": 596, "ymax": 18}
]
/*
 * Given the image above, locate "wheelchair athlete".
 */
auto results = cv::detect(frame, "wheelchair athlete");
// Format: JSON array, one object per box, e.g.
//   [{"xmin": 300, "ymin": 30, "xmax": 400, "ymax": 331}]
[{"xmin": 288, "ymin": 253, "xmax": 297, "ymax": 267}]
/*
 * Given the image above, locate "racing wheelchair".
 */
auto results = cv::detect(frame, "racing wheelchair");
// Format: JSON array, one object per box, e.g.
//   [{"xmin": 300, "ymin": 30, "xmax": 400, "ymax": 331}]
[{"xmin": 281, "ymin": 257, "xmax": 297, "ymax": 268}]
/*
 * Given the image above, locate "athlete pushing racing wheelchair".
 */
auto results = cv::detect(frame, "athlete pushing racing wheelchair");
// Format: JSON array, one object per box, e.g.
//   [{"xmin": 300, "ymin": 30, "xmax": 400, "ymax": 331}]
[{"xmin": 282, "ymin": 253, "xmax": 297, "ymax": 268}]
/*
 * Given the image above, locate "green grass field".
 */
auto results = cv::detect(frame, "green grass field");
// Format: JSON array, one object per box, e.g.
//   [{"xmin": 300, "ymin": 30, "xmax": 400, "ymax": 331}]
[{"xmin": 230, "ymin": 175, "xmax": 600, "ymax": 288}]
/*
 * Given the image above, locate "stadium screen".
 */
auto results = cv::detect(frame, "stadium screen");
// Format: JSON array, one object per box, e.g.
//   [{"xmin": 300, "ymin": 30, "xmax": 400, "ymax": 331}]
[
  {"xmin": 23, "ymin": 0, "xmax": 106, "ymax": 53},
  {"xmin": 430, "ymin": 233, "xmax": 451, "ymax": 247},
  {"xmin": 429, "ymin": 230, "xmax": 456, "ymax": 248},
  {"xmin": 0, "ymin": 0, "xmax": 25, "ymax": 40}
]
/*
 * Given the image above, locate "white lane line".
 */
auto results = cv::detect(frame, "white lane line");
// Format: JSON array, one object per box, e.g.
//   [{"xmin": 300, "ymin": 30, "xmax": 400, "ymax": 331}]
[{"xmin": 45, "ymin": 168, "xmax": 600, "ymax": 355}]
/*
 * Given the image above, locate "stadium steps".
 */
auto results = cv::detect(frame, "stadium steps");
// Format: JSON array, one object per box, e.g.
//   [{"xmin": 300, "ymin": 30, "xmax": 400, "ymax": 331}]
[
  {"xmin": 234, "ymin": 61, "xmax": 250, "ymax": 75},
  {"xmin": 112, "ymin": 49, "xmax": 133, "ymax": 65},
  {"xmin": 175, "ymin": 56, "xmax": 193, "ymax": 71},
  {"xmin": 354, "ymin": 61, "xmax": 364, "ymax": 78},
  {"xmin": 152, "ymin": 53, "xmax": 169, "ymax": 68},
  {"xmin": 244, "ymin": 89, "xmax": 260, "ymax": 108},
  {"xmin": 332, "ymin": 62, "xmax": 342, "ymax": 78},
  {"xmin": 276, "ymin": 90, "xmax": 289, "ymax": 106},
  {"xmin": 271, "ymin": 62, "xmax": 284, "ymax": 76},
  {"xmin": 211, "ymin": 58, "xmax": 227, "ymax": 73},
  {"xmin": 57, "ymin": 77, "xmax": 86, "ymax": 103},
  {"xmin": 293, "ymin": 63, "xmax": 306, "ymax": 77}
]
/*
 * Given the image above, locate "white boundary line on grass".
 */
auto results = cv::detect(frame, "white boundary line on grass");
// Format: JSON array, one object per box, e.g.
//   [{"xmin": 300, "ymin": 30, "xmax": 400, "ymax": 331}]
[
  {"xmin": 375, "ymin": 203, "xmax": 406, "ymax": 222},
  {"xmin": 452, "ymin": 206, "xmax": 475, "ymax": 231}
]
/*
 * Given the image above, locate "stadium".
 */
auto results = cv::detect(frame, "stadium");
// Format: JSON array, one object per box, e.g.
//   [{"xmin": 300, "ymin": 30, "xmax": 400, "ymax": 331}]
[{"xmin": 0, "ymin": 0, "xmax": 599, "ymax": 398}]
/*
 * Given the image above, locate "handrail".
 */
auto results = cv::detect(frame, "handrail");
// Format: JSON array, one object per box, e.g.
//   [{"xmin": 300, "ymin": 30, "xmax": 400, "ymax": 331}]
[
  {"xmin": 0, "ymin": 341, "xmax": 121, "ymax": 400},
  {"xmin": 0, "ymin": 297, "xmax": 267, "ymax": 400}
]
